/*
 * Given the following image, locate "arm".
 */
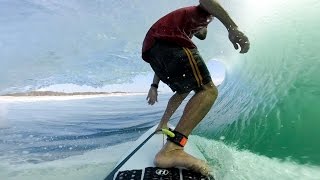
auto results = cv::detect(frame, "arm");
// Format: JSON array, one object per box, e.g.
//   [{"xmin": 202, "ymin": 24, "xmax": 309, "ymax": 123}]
[
  {"xmin": 199, "ymin": 0, "xmax": 237, "ymax": 31},
  {"xmin": 199, "ymin": 0, "xmax": 250, "ymax": 53},
  {"xmin": 146, "ymin": 73, "xmax": 160, "ymax": 105},
  {"xmin": 151, "ymin": 73, "xmax": 160, "ymax": 85},
  {"xmin": 194, "ymin": 27, "xmax": 207, "ymax": 40}
]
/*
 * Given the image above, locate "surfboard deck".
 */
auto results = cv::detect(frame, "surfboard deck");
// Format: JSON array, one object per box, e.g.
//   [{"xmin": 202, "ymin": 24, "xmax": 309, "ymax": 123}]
[{"xmin": 105, "ymin": 124, "xmax": 214, "ymax": 180}]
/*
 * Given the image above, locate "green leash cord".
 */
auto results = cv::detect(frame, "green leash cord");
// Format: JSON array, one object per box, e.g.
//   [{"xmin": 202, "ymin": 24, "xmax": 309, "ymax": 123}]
[{"xmin": 161, "ymin": 128, "xmax": 175, "ymax": 138}]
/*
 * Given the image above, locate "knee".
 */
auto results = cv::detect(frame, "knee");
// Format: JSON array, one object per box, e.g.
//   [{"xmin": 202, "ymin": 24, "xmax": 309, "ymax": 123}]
[
  {"xmin": 208, "ymin": 85, "xmax": 218, "ymax": 100},
  {"xmin": 203, "ymin": 82, "xmax": 218, "ymax": 101}
]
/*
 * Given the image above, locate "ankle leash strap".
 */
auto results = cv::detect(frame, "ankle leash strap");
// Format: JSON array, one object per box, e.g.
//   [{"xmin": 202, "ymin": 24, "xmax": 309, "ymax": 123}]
[{"xmin": 161, "ymin": 128, "xmax": 188, "ymax": 147}]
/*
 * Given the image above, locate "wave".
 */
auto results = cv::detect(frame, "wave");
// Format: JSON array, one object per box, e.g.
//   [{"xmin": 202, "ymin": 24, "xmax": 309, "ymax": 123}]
[
  {"xmin": 193, "ymin": 136, "xmax": 320, "ymax": 180},
  {"xmin": 0, "ymin": 0, "xmax": 223, "ymax": 95},
  {"xmin": 1, "ymin": 0, "xmax": 319, "ymax": 167},
  {"xmin": 0, "ymin": 60, "xmax": 223, "ymax": 96},
  {"xmin": 0, "ymin": 143, "xmax": 129, "ymax": 180},
  {"xmin": 197, "ymin": 0, "xmax": 320, "ymax": 165},
  {"xmin": 1, "ymin": 136, "xmax": 320, "ymax": 180}
]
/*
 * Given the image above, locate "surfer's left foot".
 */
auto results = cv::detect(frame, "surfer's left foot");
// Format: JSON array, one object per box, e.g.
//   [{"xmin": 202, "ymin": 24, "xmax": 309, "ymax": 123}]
[{"xmin": 154, "ymin": 142, "xmax": 210, "ymax": 176}]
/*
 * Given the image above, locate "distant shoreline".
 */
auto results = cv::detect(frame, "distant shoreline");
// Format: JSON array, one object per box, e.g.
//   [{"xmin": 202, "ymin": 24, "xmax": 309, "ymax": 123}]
[
  {"xmin": 0, "ymin": 91, "xmax": 148, "ymax": 102},
  {"xmin": 2, "ymin": 91, "xmax": 134, "ymax": 97}
]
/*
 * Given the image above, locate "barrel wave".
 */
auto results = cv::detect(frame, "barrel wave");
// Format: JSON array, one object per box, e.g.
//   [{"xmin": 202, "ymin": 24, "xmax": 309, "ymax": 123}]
[
  {"xmin": 197, "ymin": 0, "xmax": 320, "ymax": 165},
  {"xmin": 1, "ymin": 0, "xmax": 320, "ymax": 173}
]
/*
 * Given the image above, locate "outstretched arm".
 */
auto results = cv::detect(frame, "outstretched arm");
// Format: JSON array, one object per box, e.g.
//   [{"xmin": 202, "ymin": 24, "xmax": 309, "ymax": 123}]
[
  {"xmin": 199, "ymin": 0, "xmax": 237, "ymax": 31},
  {"xmin": 199, "ymin": 0, "xmax": 250, "ymax": 53},
  {"xmin": 146, "ymin": 73, "xmax": 160, "ymax": 105}
]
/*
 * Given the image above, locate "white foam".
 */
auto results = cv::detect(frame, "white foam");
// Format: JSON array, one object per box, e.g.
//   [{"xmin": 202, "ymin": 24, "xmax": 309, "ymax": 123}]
[
  {"xmin": 190, "ymin": 136, "xmax": 320, "ymax": 180},
  {"xmin": 36, "ymin": 73, "xmax": 172, "ymax": 94},
  {"xmin": 30, "ymin": 60, "xmax": 225, "ymax": 97},
  {"xmin": 1, "ymin": 135, "xmax": 319, "ymax": 180}
]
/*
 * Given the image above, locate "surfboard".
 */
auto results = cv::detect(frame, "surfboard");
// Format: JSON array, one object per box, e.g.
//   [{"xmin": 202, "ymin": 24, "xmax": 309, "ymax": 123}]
[{"xmin": 104, "ymin": 124, "xmax": 214, "ymax": 180}]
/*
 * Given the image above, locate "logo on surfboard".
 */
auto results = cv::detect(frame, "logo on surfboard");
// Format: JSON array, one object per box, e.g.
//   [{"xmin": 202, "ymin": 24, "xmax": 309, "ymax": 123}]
[{"xmin": 155, "ymin": 169, "xmax": 169, "ymax": 176}]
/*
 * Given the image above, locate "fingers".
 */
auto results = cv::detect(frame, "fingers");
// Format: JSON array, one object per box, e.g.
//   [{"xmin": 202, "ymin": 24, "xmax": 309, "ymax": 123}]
[
  {"xmin": 240, "ymin": 43, "xmax": 249, "ymax": 53},
  {"xmin": 146, "ymin": 94, "xmax": 157, "ymax": 105},
  {"xmin": 239, "ymin": 39, "xmax": 250, "ymax": 53},
  {"xmin": 148, "ymin": 97, "xmax": 157, "ymax": 105},
  {"xmin": 233, "ymin": 37, "xmax": 249, "ymax": 53},
  {"xmin": 233, "ymin": 42, "xmax": 239, "ymax": 50},
  {"xmin": 148, "ymin": 100, "xmax": 153, "ymax": 105},
  {"xmin": 229, "ymin": 30, "xmax": 250, "ymax": 53}
]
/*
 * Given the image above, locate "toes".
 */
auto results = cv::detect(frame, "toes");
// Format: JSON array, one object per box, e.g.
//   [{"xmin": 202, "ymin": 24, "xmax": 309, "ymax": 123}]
[
  {"xmin": 153, "ymin": 149, "xmax": 211, "ymax": 176},
  {"xmin": 194, "ymin": 160, "xmax": 210, "ymax": 176},
  {"xmin": 199, "ymin": 166, "xmax": 209, "ymax": 176}
]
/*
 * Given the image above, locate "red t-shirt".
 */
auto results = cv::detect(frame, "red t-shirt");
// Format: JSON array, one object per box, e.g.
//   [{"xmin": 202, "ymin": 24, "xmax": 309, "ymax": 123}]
[{"xmin": 142, "ymin": 6, "xmax": 213, "ymax": 61}]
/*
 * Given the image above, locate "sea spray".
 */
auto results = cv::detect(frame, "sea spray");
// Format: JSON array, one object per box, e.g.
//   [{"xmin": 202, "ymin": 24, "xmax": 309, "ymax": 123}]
[{"xmin": 191, "ymin": 136, "xmax": 320, "ymax": 180}]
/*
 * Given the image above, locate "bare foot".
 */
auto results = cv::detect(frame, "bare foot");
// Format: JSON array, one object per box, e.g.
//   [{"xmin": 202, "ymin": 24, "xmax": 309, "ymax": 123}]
[{"xmin": 154, "ymin": 142, "xmax": 210, "ymax": 176}]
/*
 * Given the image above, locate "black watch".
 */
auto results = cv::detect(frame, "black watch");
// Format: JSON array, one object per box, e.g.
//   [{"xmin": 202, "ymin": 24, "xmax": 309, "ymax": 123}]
[{"xmin": 151, "ymin": 83, "xmax": 158, "ymax": 89}]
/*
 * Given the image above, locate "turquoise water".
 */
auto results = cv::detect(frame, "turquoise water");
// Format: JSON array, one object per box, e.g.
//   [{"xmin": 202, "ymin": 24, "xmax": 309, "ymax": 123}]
[
  {"xmin": 1, "ymin": 95, "xmax": 320, "ymax": 180},
  {"xmin": 197, "ymin": 0, "xmax": 320, "ymax": 165},
  {"xmin": 1, "ymin": 0, "xmax": 320, "ymax": 179}
]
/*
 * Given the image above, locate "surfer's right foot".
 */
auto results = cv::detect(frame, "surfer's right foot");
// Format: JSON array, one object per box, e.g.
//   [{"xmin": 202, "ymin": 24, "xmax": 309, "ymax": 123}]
[{"xmin": 154, "ymin": 142, "xmax": 210, "ymax": 176}]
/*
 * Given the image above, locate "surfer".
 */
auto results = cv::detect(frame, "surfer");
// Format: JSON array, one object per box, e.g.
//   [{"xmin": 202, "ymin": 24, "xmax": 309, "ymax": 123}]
[{"xmin": 143, "ymin": 0, "xmax": 249, "ymax": 175}]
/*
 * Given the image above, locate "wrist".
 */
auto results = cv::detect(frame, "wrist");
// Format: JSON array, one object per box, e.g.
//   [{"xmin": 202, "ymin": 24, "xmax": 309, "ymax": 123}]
[{"xmin": 151, "ymin": 83, "xmax": 158, "ymax": 89}]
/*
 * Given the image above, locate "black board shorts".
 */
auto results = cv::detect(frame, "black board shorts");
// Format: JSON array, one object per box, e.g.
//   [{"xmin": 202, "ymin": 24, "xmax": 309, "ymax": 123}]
[{"xmin": 144, "ymin": 40, "xmax": 212, "ymax": 94}]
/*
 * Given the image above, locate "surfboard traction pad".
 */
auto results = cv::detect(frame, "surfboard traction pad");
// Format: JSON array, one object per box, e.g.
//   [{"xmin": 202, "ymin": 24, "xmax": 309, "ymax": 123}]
[{"xmin": 115, "ymin": 167, "xmax": 214, "ymax": 180}]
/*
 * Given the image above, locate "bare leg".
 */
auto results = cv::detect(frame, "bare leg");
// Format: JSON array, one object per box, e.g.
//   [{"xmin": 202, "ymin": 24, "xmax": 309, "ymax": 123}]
[
  {"xmin": 175, "ymin": 81, "xmax": 218, "ymax": 135},
  {"xmin": 154, "ymin": 81, "xmax": 218, "ymax": 175},
  {"xmin": 156, "ymin": 92, "xmax": 190, "ymax": 131}
]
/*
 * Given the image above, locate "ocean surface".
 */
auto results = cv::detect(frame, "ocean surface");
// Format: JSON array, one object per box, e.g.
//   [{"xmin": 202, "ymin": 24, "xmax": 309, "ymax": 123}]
[{"xmin": 1, "ymin": 0, "xmax": 320, "ymax": 179}]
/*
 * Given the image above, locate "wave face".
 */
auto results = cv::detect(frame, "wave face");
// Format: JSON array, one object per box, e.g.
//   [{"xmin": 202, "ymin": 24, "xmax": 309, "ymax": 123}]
[
  {"xmin": 197, "ymin": 0, "xmax": 320, "ymax": 165},
  {"xmin": 1, "ymin": 0, "xmax": 320, "ymax": 166}
]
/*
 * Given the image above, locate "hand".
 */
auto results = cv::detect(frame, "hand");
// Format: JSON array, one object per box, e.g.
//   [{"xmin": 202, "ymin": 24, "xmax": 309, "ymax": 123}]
[
  {"xmin": 228, "ymin": 28, "xmax": 250, "ymax": 53},
  {"xmin": 146, "ymin": 87, "xmax": 158, "ymax": 105}
]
